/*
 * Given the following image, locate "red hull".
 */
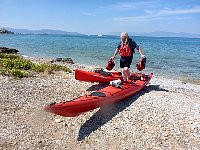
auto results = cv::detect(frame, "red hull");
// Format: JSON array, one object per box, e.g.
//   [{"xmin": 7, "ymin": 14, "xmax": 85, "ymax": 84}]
[
  {"xmin": 75, "ymin": 69, "xmax": 122, "ymax": 83},
  {"xmin": 44, "ymin": 73, "xmax": 153, "ymax": 117}
]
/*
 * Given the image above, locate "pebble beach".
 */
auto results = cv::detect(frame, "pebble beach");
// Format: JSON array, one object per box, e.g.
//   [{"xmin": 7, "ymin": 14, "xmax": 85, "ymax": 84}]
[{"xmin": 0, "ymin": 57, "xmax": 200, "ymax": 150}]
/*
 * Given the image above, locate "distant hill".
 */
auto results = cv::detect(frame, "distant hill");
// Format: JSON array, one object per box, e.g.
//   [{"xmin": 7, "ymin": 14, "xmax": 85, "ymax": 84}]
[
  {"xmin": 110, "ymin": 31, "xmax": 200, "ymax": 38},
  {"xmin": 2, "ymin": 27, "xmax": 199, "ymax": 38},
  {"xmin": 4, "ymin": 27, "xmax": 84, "ymax": 35}
]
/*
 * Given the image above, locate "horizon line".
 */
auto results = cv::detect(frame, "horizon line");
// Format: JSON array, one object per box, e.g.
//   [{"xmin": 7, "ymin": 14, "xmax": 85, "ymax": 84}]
[{"xmin": 1, "ymin": 27, "xmax": 200, "ymax": 38}]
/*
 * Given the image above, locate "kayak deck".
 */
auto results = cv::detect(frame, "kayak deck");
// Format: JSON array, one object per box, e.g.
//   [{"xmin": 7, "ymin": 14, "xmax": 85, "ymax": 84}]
[{"xmin": 75, "ymin": 69, "xmax": 122, "ymax": 83}]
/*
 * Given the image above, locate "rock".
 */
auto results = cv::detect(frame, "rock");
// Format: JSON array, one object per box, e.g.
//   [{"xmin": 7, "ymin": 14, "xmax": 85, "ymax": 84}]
[
  {"xmin": 0, "ymin": 29, "xmax": 14, "ymax": 34},
  {"xmin": 0, "ymin": 47, "xmax": 19, "ymax": 54},
  {"xmin": 63, "ymin": 122, "xmax": 68, "ymax": 127},
  {"xmin": 193, "ymin": 133, "xmax": 200, "ymax": 138},
  {"xmin": 55, "ymin": 119, "xmax": 63, "ymax": 123},
  {"xmin": 55, "ymin": 58, "xmax": 74, "ymax": 64},
  {"xmin": 162, "ymin": 132, "xmax": 169, "ymax": 137},
  {"xmin": 55, "ymin": 58, "xmax": 62, "ymax": 62},
  {"xmin": 49, "ymin": 59, "xmax": 55, "ymax": 63}
]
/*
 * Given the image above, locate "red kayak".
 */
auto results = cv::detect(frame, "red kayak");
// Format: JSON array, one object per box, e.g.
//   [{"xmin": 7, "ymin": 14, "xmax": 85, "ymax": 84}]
[
  {"xmin": 44, "ymin": 73, "xmax": 153, "ymax": 117},
  {"xmin": 75, "ymin": 69, "xmax": 123, "ymax": 83}
]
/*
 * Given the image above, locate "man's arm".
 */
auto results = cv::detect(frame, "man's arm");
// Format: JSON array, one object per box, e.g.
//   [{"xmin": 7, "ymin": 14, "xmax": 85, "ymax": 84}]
[
  {"xmin": 110, "ymin": 48, "xmax": 119, "ymax": 61},
  {"xmin": 136, "ymin": 45, "xmax": 145, "ymax": 58}
]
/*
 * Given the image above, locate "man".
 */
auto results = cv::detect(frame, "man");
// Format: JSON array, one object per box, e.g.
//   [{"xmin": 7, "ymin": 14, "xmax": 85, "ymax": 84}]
[{"xmin": 110, "ymin": 32, "xmax": 145, "ymax": 81}]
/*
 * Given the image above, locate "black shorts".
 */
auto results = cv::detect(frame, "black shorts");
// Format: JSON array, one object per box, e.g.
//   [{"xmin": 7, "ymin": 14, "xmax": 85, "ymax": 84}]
[{"xmin": 120, "ymin": 56, "xmax": 133, "ymax": 68}]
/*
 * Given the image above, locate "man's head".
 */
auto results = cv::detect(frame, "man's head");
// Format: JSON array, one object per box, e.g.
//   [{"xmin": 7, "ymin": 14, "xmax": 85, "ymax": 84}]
[{"xmin": 120, "ymin": 32, "xmax": 129, "ymax": 42}]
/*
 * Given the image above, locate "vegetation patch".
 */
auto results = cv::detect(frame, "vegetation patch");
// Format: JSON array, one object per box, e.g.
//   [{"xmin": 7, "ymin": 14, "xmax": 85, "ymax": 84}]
[{"xmin": 0, "ymin": 53, "xmax": 71, "ymax": 78}]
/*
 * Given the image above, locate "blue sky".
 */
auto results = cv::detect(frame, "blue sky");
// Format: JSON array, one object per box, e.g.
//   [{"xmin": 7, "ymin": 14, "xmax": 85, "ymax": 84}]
[{"xmin": 0, "ymin": 0, "xmax": 200, "ymax": 34}]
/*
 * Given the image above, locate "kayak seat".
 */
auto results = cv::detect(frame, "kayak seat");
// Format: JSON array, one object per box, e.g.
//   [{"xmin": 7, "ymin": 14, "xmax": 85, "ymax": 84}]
[
  {"xmin": 90, "ymin": 92, "xmax": 106, "ymax": 97},
  {"xmin": 94, "ymin": 69, "xmax": 112, "ymax": 77}
]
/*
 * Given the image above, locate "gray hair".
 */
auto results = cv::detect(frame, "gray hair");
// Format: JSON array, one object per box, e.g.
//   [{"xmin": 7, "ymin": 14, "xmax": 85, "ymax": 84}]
[{"xmin": 120, "ymin": 32, "xmax": 129, "ymax": 38}]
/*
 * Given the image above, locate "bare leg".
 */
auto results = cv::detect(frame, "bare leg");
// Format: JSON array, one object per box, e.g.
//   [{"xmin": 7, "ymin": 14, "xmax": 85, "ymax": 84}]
[
  {"xmin": 124, "ymin": 67, "xmax": 130, "ymax": 81},
  {"xmin": 122, "ymin": 68, "xmax": 127, "ymax": 81}
]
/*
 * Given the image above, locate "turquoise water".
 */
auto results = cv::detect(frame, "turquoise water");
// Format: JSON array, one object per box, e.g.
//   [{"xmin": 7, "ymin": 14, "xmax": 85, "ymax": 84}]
[{"xmin": 0, "ymin": 34, "xmax": 200, "ymax": 81}]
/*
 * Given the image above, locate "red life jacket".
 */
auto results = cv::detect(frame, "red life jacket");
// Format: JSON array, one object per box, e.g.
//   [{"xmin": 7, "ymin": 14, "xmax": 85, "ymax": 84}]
[{"xmin": 119, "ymin": 43, "xmax": 133, "ymax": 57}]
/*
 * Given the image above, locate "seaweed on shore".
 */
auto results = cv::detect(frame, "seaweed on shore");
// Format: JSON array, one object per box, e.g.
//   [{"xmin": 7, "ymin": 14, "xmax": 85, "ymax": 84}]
[{"xmin": 0, "ymin": 53, "xmax": 71, "ymax": 78}]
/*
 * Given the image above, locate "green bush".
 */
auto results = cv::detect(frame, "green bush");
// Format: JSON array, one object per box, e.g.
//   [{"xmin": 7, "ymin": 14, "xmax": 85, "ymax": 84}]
[
  {"xmin": 13, "ymin": 59, "xmax": 33, "ymax": 70},
  {"xmin": 2, "ymin": 59, "xmax": 14, "ymax": 69},
  {"xmin": 1, "ymin": 59, "xmax": 33, "ymax": 70},
  {"xmin": 11, "ymin": 69, "xmax": 29, "ymax": 78},
  {"xmin": 0, "ymin": 53, "xmax": 21, "ymax": 59},
  {"xmin": 32, "ymin": 64, "xmax": 47, "ymax": 72},
  {"xmin": 50, "ymin": 64, "xmax": 71, "ymax": 72},
  {"xmin": 0, "ymin": 53, "xmax": 71, "ymax": 78}
]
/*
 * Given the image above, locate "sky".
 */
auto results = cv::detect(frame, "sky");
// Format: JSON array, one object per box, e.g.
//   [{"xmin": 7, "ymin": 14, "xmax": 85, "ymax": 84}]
[{"xmin": 0, "ymin": 0, "xmax": 200, "ymax": 34}]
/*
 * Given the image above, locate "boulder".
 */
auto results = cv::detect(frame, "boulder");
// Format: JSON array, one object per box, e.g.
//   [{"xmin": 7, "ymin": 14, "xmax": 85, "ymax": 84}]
[
  {"xmin": 55, "ymin": 58, "xmax": 74, "ymax": 64},
  {"xmin": 0, "ymin": 47, "xmax": 19, "ymax": 54},
  {"xmin": 0, "ymin": 29, "xmax": 14, "ymax": 34}
]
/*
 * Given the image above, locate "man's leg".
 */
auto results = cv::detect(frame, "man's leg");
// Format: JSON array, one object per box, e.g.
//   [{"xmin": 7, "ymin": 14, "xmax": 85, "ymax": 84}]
[
  {"xmin": 122, "ymin": 68, "xmax": 127, "ymax": 81},
  {"xmin": 124, "ymin": 67, "xmax": 130, "ymax": 81}
]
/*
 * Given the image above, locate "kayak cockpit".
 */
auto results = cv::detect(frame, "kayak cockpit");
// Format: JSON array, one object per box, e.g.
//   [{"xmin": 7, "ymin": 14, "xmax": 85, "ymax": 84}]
[{"xmin": 90, "ymin": 92, "xmax": 106, "ymax": 97}]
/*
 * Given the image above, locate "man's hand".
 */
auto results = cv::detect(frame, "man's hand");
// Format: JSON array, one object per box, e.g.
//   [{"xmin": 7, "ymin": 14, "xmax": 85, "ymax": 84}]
[
  {"xmin": 110, "ymin": 56, "xmax": 115, "ymax": 61},
  {"xmin": 141, "ymin": 54, "xmax": 145, "ymax": 58}
]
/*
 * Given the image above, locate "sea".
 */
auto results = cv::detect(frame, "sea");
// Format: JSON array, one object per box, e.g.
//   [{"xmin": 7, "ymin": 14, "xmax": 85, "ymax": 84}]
[{"xmin": 0, "ymin": 34, "xmax": 200, "ymax": 83}]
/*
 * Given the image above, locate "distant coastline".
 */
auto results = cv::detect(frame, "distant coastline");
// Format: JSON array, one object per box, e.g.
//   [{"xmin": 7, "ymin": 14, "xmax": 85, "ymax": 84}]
[
  {"xmin": 1, "ymin": 27, "xmax": 200, "ymax": 38},
  {"xmin": 110, "ymin": 31, "xmax": 200, "ymax": 39},
  {"xmin": 3, "ymin": 27, "xmax": 84, "ymax": 36}
]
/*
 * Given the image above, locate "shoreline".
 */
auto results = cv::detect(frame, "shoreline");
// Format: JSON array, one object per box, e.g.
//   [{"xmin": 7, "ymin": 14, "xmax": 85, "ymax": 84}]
[
  {"xmin": 0, "ymin": 54, "xmax": 200, "ymax": 149},
  {"xmin": 1, "ymin": 34, "xmax": 200, "ymax": 85},
  {"xmin": 21, "ymin": 54, "xmax": 200, "ymax": 86}
]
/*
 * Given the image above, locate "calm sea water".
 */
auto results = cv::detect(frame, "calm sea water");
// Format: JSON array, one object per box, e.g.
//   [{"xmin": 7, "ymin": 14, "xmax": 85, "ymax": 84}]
[{"xmin": 0, "ymin": 34, "xmax": 200, "ymax": 81}]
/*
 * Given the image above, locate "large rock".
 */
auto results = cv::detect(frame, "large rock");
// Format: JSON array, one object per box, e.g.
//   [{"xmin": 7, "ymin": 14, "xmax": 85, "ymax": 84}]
[
  {"xmin": 55, "ymin": 58, "xmax": 74, "ymax": 64},
  {"xmin": 0, "ymin": 29, "xmax": 14, "ymax": 34},
  {"xmin": 0, "ymin": 47, "xmax": 19, "ymax": 54}
]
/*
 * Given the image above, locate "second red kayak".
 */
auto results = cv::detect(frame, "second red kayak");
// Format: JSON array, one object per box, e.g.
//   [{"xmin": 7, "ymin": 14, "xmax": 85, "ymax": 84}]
[{"xmin": 75, "ymin": 69, "xmax": 123, "ymax": 83}]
